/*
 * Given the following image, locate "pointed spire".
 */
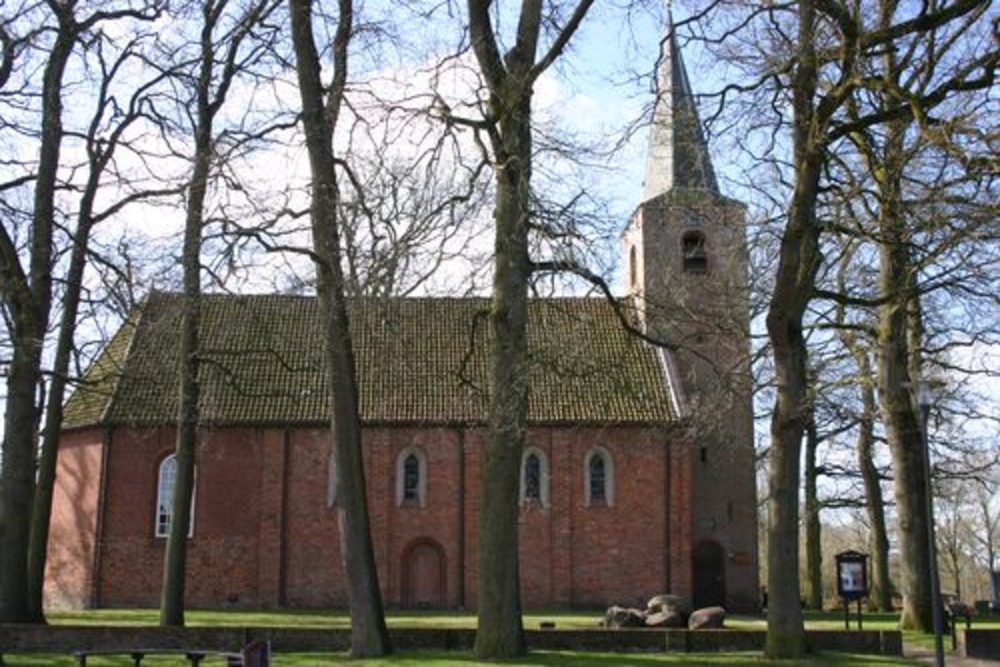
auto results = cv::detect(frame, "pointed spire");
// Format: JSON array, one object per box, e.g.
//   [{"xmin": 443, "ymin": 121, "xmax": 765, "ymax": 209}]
[{"xmin": 641, "ymin": 7, "xmax": 719, "ymax": 203}]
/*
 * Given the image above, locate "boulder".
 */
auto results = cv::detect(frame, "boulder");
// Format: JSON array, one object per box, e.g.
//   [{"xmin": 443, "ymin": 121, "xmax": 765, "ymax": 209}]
[
  {"xmin": 645, "ymin": 609, "xmax": 687, "ymax": 628},
  {"xmin": 601, "ymin": 605, "xmax": 647, "ymax": 628},
  {"xmin": 688, "ymin": 606, "xmax": 726, "ymax": 629},
  {"xmin": 646, "ymin": 593, "xmax": 690, "ymax": 617}
]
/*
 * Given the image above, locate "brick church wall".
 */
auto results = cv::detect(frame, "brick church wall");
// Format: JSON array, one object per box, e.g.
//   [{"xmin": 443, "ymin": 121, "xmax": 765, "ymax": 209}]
[
  {"xmin": 49, "ymin": 422, "xmax": 693, "ymax": 610},
  {"xmin": 45, "ymin": 428, "xmax": 105, "ymax": 609}
]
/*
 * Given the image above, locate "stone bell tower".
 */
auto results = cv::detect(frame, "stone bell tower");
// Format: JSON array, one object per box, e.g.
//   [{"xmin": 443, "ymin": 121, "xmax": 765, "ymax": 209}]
[{"xmin": 621, "ymin": 8, "xmax": 759, "ymax": 612}]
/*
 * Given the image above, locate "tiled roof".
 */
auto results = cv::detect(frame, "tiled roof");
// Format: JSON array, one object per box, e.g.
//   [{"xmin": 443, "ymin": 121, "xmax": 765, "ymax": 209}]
[{"xmin": 62, "ymin": 292, "xmax": 675, "ymax": 428}]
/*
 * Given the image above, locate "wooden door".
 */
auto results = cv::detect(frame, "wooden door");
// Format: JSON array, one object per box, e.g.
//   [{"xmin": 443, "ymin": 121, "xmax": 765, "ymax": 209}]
[
  {"xmin": 692, "ymin": 540, "xmax": 726, "ymax": 609},
  {"xmin": 403, "ymin": 541, "xmax": 444, "ymax": 608}
]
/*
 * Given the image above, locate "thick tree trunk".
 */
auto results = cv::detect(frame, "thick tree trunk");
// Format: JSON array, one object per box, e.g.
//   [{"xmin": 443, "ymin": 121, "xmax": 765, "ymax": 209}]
[
  {"xmin": 0, "ymin": 13, "xmax": 74, "ymax": 623},
  {"xmin": 475, "ymin": 103, "xmax": 531, "ymax": 659},
  {"xmin": 803, "ymin": 413, "xmax": 823, "ymax": 610},
  {"xmin": 764, "ymin": 2, "xmax": 822, "ymax": 657},
  {"xmin": 874, "ymin": 122, "xmax": 934, "ymax": 633},
  {"xmin": 289, "ymin": 0, "xmax": 390, "ymax": 656},
  {"xmin": 765, "ymin": 324, "xmax": 810, "ymax": 658},
  {"xmin": 462, "ymin": 0, "xmax": 594, "ymax": 656},
  {"xmin": 0, "ymin": 341, "xmax": 44, "ymax": 623}
]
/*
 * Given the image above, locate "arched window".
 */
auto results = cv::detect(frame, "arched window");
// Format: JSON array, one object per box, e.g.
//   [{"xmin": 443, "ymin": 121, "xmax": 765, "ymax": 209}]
[
  {"xmin": 682, "ymin": 231, "xmax": 708, "ymax": 274},
  {"xmin": 520, "ymin": 447, "xmax": 550, "ymax": 508},
  {"xmin": 589, "ymin": 455, "xmax": 606, "ymax": 502},
  {"xmin": 403, "ymin": 454, "xmax": 420, "ymax": 501},
  {"xmin": 524, "ymin": 454, "xmax": 542, "ymax": 501},
  {"xmin": 585, "ymin": 447, "xmax": 615, "ymax": 507},
  {"xmin": 155, "ymin": 454, "xmax": 194, "ymax": 537},
  {"xmin": 629, "ymin": 245, "xmax": 638, "ymax": 288},
  {"xmin": 396, "ymin": 447, "xmax": 427, "ymax": 507}
]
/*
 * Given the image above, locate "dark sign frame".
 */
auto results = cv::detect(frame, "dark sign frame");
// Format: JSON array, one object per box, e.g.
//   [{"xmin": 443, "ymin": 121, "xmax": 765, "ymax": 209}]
[
  {"xmin": 835, "ymin": 550, "xmax": 869, "ymax": 630},
  {"xmin": 835, "ymin": 550, "xmax": 868, "ymax": 600}
]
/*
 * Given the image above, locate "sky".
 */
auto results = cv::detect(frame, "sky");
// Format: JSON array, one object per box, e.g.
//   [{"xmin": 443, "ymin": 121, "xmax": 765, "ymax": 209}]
[{"xmin": 1, "ymin": 1, "xmax": 994, "ymax": 517}]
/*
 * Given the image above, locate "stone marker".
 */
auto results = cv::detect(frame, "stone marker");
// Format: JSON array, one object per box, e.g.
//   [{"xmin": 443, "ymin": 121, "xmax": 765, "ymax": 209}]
[
  {"xmin": 646, "ymin": 593, "xmax": 690, "ymax": 617},
  {"xmin": 688, "ymin": 606, "xmax": 726, "ymax": 629},
  {"xmin": 601, "ymin": 605, "xmax": 647, "ymax": 628}
]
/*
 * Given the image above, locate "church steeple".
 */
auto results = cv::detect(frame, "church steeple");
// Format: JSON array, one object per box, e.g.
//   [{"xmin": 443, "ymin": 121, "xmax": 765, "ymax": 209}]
[
  {"xmin": 641, "ymin": 7, "xmax": 719, "ymax": 203},
  {"xmin": 621, "ymin": 7, "xmax": 757, "ymax": 614}
]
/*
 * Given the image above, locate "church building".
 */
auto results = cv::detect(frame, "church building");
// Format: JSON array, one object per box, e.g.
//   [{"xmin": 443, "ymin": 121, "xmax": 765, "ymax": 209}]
[{"xmin": 45, "ymin": 17, "xmax": 759, "ymax": 613}]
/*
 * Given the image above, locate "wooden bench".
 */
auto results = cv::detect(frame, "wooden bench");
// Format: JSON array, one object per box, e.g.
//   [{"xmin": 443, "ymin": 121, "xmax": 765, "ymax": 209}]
[
  {"xmin": 72, "ymin": 649, "xmax": 241, "ymax": 666},
  {"xmin": 73, "ymin": 640, "xmax": 269, "ymax": 666}
]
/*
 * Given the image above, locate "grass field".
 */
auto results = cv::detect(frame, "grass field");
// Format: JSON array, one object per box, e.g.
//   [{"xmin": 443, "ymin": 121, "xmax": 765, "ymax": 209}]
[
  {"xmin": 46, "ymin": 607, "xmax": 1000, "ymax": 631},
  {"xmin": 4, "ymin": 608, "xmax": 996, "ymax": 666},
  {"xmin": 0, "ymin": 649, "xmax": 925, "ymax": 666}
]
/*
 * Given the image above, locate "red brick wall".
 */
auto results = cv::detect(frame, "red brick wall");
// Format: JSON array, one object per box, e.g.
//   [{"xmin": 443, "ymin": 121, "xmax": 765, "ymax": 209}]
[
  {"xmin": 59, "ymin": 422, "xmax": 699, "ymax": 610},
  {"xmin": 95, "ymin": 426, "xmax": 265, "ymax": 608},
  {"xmin": 44, "ymin": 428, "xmax": 104, "ymax": 609}
]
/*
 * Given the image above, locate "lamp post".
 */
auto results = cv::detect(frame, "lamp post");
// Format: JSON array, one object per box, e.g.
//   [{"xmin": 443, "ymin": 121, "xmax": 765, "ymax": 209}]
[{"xmin": 917, "ymin": 380, "xmax": 945, "ymax": 667}]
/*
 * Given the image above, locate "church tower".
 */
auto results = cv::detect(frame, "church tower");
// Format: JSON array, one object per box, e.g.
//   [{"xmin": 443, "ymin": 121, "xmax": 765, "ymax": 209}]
[{"xmin": 622, "ymin": 8, "xmax": 759, "ymax": 612}]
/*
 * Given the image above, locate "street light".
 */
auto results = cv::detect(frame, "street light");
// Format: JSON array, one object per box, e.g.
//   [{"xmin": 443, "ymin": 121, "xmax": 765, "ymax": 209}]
[{"xmin": 916, "ymin": 379, "xmax": 945, "ymax": 667}]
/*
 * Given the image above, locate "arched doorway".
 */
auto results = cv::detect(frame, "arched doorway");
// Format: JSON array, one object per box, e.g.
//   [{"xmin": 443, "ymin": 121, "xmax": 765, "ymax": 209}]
[
  {"xmin": 402, "ymin": 539, "xmax": 445, "ymax": 608},
  {"xmin": 692, "ymin": 540, "xmax": 726, "ymax": 609}
]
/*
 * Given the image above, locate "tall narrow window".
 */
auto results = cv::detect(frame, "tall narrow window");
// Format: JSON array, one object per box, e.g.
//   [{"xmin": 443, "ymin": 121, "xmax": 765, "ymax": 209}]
[
  {"xmin": 396, "ymin": 447, "xmax": 427, "ymax": 507},
  {"xmin": 155, "ymin": 454, "xmax": 194, "ymax": 538},
  {"xmin": 682, "ymin": 231, "xmax": 708, "ymax": 274},
  {"xmin": 524, "ymin": 454, "xmax": 541, "ymax": 502},
  {"xmin": 403, "ymin": 454, "xmax": 420, "ymax": 501},
  {"xmin": 519, "ymin": 447, "xmax": 549, "ymax": 508},
  {"xmin": 589, "ymin": 455, "xmax": 606, "ymax": 503},
  {"xmin": 629, "ymin": 245, "xmax": 637, "ymax": 288},
  {"xmin": 585, "ymin": 448, "xmax": 615, "ymax": 507}
]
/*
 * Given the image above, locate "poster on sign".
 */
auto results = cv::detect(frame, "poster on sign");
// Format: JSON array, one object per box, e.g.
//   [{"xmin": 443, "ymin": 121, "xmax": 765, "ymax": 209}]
[{"xmin": 835, "ymin": 550, "xmax": 868, "ymax": 601}]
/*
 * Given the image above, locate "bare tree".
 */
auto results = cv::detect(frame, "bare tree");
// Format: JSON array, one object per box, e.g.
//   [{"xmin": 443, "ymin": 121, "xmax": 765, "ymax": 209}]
[
  {"xmin": 0, "ymin": 0, "xmax": 162, "ymax": 623},
  {"xmin": 155, "ymin": 0, "xmax": 284, "ymax": 626},
  {"xmin": 461, "ymin": 0, "xmax": 598, "ymax": 656},
  {"xmin": 687, "ymin": 0, "xmax": 993, "ymax": 650},
  {"xmin": 26, "ymin": 28, "xmax": 184, "ymax": 622},
  {"xmin": 288, "ymin": 0, "xmax": 390, "ymax": 656}
]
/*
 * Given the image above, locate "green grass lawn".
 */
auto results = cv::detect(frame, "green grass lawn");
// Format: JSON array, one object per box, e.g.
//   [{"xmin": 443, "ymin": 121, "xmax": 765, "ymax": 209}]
[
  {"xmin": 0, "ymin": 649, "xmax": 924, "ymax": 666},
  {"xmin": 44, "ymin": 609, "xmax": 603, "ymax": 629},
  {"xmin": 8, "ymin": 608, "xmax": 996, "ymax": 666},
  {"xmin": 46, "ymin": 608, "xmax": 1000, "ymax": 629}
]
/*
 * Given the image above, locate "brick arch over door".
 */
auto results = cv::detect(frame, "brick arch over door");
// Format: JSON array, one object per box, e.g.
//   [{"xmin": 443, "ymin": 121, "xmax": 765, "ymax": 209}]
[
  {"xmin": 401, "ymin": 538, "xmax": 446, "ymax": 609},
  {"xmin": 692, "ymin": 539, "xmax": 726, "ymax": 609}
]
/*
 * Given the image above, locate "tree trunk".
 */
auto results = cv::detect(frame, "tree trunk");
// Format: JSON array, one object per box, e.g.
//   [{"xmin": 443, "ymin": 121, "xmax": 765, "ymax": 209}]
[
  {"xmin": 159, "ymin": 3, "xmax": 221, "ymax": 623},
  {"xmin": 0, "ymin": 10, "xmax": 74, "ymax": 623},
  {"xmin": 289, "ymin": 0, "xmax": 390, "ymax": 656},
  {"xmin": 803, "ymin": 412, "xmax": 823, "ymax": 610},
  {"xmin": 855, "ymin": 350, "xmax": 892, "ymax": 612},
  {"xmin": 874, "ymin": 121, "xmax": 934, "ymax": 633},
  {"xmin": 474, "ymin": 100, "xmax": 532, "ymax": 659},
  {"xmin": 159, "ymin": 113, "xmax": 210, "ymax": 631},
  {"xmin": 462, "ymin": 1, "xmax": 594, "ymax": 654},
  {"xmin": 0, "ymin": 338, "xmax": 44, "ymax": 623},
  {"xmin": 763, "ymin": 1, "xmax": 822, "ymax": 657},
  {"xmin": 26, "ymin": 187, "xmax": 99, "ymax": 622}
]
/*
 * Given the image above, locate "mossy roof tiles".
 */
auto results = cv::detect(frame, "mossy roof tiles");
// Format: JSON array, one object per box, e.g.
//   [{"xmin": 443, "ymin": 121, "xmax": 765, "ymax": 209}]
[{"xmin": 63, "ymin": 292, "xmax": 675, "ymax": 428}]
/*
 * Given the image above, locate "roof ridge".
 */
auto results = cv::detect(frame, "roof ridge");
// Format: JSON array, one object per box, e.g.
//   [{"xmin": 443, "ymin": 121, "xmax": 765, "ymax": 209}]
[{"xmin": 135, "ymin": 292, "xmax": 623, "ymax": 303}]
